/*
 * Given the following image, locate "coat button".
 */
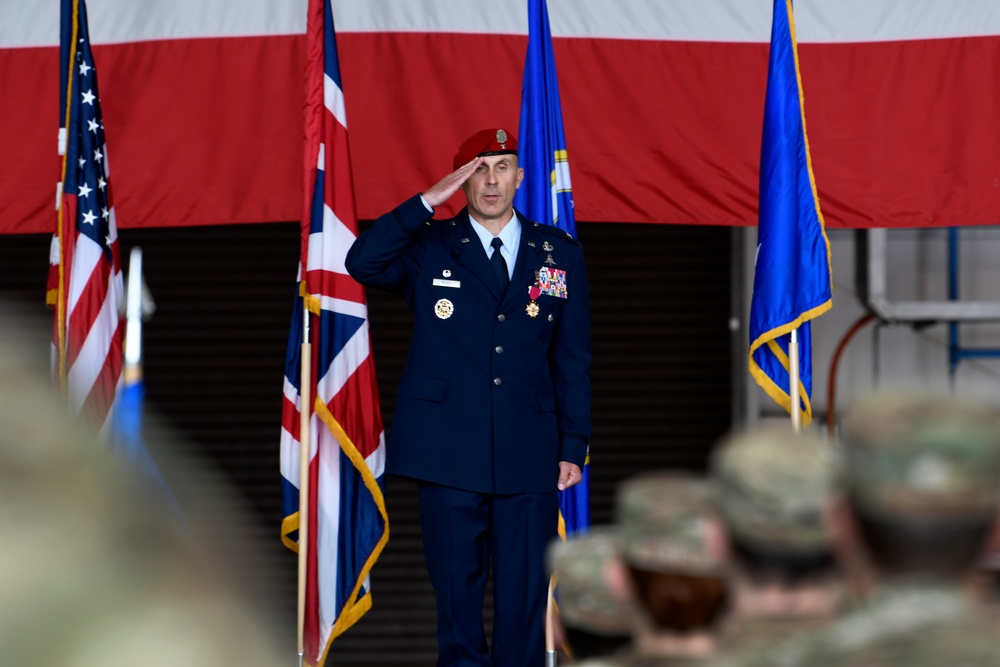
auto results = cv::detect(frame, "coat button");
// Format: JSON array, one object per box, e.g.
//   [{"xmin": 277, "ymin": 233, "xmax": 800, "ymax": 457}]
[
  {"xmin": 495, "ymin": 346, "xmax": 504, "ymax": 354},
  {"xmin": 493, "ymin": 377, "xmax": 503, "ymax": 386},
  {"xmin": 497, "ymin": 314, "xmax": 506, "ymax": 322}
]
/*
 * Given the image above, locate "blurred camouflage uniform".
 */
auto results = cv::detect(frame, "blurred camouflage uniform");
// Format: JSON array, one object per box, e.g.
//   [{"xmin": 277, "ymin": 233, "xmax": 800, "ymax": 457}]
[
  {"xmin": 711, "ymin": 425, "xmax": 841, "ymax": 556},
  {"xmin": 547, "ymin": 526, "xmax": 633, "ymax": 660},
  {"xmin": 0, "ymin": 308, "xmax": 284, "ymax": 667},
  {"xmin": 706, "ymin": 425, "xmax": 844, "ymax": 665},
  {"xmin": 731, "ymin": 396, "xmax": 1000, "ymax": 667},
  {"xmin": 617, "ymin": 472, "xmax": 726, "ymax": 581},
  {"xmin": 757, "ymin": 586, "xmax": 999, "ymax": 667},
  {"xmin": 608, "ymin": 473, "xmax": 729, "ymax": 666}
]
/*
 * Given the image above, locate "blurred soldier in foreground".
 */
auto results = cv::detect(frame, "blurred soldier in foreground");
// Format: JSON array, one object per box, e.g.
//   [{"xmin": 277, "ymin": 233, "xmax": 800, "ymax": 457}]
[
  {"xmin": 547, "ymin": 527, "xmax": 634, "ymax": 661},
  {"xmin": 708, "ymin": 425, "xmax": 844, "ymax": 660},
  {"xmin": 0, "ymin": 308, "xmax": 284, "ymax": 667},
  {"xmin": 613, "ymin": 472, "xmax": 731, "ymax": 664},
  {"xmin": 750, "ymin": 396, "xmax": 1000, "ymax": 667}
]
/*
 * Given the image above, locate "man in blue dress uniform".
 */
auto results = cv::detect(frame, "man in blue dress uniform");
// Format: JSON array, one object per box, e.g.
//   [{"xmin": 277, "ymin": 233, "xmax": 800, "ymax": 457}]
[{"xmin": 346, "ymin": 128, "xmax": 591, "ymax": 666}]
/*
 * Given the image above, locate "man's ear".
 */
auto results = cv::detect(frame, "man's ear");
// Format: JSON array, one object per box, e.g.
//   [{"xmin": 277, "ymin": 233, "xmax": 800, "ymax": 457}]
[
  {"xmin": 827, "ymin": 499, "xmax": 876, "ymax": 599},
  {"xmin": 826, "ymin": 500, "xmax": 852, "ymax": 549},
  {"xmin": 704, "ymin": 513, "xmax": 729, "ymax": 563},
  {"xmin": 516, "ymin": 168, "xmax": 525, "ymax": 189},
  {"xmin": 986, "ymin": 512, "xmax": 1000, "ymax": 555},
  {"xmin": 603, "ymin": 555, "xmax": 632, "ymax": 604}
]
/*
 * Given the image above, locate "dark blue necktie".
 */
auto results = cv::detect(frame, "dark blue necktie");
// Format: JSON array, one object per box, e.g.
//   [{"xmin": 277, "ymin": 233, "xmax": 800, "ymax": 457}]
[{"xmin": 490, "ymin": 237, "xmax": 509, "ymax": 293}]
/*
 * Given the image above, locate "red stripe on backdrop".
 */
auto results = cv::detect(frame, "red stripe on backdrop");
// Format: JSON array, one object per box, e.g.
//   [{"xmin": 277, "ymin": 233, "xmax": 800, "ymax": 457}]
[
  {"xmin": 342, "ymin": 32, "xmax": 1000, "ymax": 227},
  {"xmin": 339, "ymin": 32, "xmax": 523, "ymax": 221},
  {"xmin": 102, "ymin": 36, "xmax": 303, "ymax": 227},
  {"xmin": 802, "ymin": 36, "xmax": 1000, "ymax": 228},
  {"xmin": 4, "ymin": 33, "xmax": 1000, "ymax": 231},
  {"xmin": 4, "ymin": 47, "xmax": 57, "ymax": 235},
  {"xmin": 4, "ymin": 37, "xmax": 304, "ymax": 235}
]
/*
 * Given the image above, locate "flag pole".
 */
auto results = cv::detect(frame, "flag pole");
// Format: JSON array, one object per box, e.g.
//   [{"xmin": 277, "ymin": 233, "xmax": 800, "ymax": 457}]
[
  {"xmin": 789, "ymin": 328, "xmax": 801, "ymax": 433},
  {"xmin": 544, "ymin": 575, "xmax": 557, "ymax": 667},
  {"xmin": 123, "ymin": 247, "xmax": 144, "ymax": 385},
  {"xmin": 297, "ymin": 301, "xmax": 311, "ymax": 667}
]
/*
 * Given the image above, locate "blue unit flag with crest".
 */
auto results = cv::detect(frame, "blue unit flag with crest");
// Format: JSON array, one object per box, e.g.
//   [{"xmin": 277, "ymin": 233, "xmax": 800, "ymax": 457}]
[
  {"xmin": 516, "ymin": 0, "xmax": 588, "ymax": 536},
  {"xmin": 749, "ymin": 0, "xmax": 832, "ymax": 426}
]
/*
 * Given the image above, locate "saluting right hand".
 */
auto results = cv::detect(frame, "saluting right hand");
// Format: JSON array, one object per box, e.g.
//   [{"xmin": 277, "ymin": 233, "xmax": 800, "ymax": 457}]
[{"xmin": 422, "ymin": 157, "xmax": 483, "ymax": 208}]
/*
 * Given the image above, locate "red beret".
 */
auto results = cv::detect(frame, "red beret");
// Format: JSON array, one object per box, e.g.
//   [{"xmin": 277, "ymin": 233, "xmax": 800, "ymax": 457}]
[{"xmin": 453, "ymin": 128, "xmax": 518, "ymax": 169}]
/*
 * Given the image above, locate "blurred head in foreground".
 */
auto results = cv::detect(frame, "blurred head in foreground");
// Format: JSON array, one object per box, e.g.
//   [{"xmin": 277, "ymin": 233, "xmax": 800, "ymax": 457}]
[
  {"xmin": 547, "ymin": 527, "xmax": 633, "ymax": 660},
  {"xmin": 710, "ymin": 425, "xmax": 843, "ymax": 619},
  {"xmin": 839, "ymin": 394, "xmax": 1000, "ymax": 583},
  {"xmin": 616, "ymin": 472, "xmax": 729, "ymax": 658},
  {"xmin": 0, "ymin": 306, "xmax": 283, "ymax": 666},
  {"xmin": 734, "ymin": 403, "xmax": 1000, "ymax": 666}
]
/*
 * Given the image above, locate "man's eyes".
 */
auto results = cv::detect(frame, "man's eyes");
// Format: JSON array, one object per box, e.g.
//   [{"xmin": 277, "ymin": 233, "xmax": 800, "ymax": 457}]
[{"xmin": 475, "ymin": 163, "xmax": 508, "ymax": 172}]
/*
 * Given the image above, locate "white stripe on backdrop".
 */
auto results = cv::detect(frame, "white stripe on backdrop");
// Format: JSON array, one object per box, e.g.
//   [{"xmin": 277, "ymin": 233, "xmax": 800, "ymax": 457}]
[{"xmin": 5, "ymin": 0, "xmax": 1000, "ymax": 48}]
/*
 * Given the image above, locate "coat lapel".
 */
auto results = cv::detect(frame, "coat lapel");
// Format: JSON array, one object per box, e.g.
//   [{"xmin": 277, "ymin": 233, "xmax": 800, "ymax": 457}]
[
  {"xmin": 503, "ymin": 213, "xmax": 547, "ymax": 310},
  {"xmin": 451, "ymin": 210, "xmax": 502, "ymax": 300}
]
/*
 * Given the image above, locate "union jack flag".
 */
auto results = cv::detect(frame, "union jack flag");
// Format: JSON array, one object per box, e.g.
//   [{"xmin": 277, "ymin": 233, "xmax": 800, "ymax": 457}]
[
  {"xmin": 49, "ymin": 0, "xmax": 123, "ymax": 433},
  {"xmin": 279, "ymin": 1, "xmax": 388, "ymax": 664}
]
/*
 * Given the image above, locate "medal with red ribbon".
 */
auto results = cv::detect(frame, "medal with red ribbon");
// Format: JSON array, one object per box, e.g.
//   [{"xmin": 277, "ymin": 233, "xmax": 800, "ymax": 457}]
[{"xmin": 526, "ymin": 285, "xmax": 541, "ymax": 318}]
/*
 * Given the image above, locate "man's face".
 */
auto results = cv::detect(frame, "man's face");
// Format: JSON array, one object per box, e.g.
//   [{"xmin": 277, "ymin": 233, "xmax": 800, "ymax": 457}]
[{"xmin": 461, "ymin": 154, "xmax": 524, "ymax": 224}]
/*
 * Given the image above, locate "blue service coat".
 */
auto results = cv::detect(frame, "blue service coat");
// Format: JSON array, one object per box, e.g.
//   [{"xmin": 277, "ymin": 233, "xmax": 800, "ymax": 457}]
[{"xmin": 346, "ymin": 194, "xmax": 591, "ymax": 494}]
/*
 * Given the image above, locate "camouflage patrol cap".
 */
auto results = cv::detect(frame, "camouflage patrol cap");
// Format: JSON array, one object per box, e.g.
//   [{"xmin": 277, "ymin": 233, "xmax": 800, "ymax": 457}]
[
  {"xmin": 710, "ymin": 425, "xmax": 842, "ymax": 553},
  {"xmin": 615, "ymin": 472, "xmax": 724, "ymax": 575},
  {"xmin": 840, "ymin": 395, "xmax": 1000, "ymax": 520},
  {"xmin": 546, "ymin": 527, "xmax": 633, "ymax": 634}
]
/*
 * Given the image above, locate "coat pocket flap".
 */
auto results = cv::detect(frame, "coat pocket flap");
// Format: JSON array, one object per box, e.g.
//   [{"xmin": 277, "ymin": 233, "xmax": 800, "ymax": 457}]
[{"xmin": 396, "ymin": 373, "xmax": 449, "ymax": 402}]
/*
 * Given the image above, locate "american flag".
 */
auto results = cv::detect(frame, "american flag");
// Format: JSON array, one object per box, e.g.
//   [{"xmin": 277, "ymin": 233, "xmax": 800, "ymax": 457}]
[
  {"xmin": 49, "ymin": 0, "xmax": 123, "ymax": 433},
  {"xmin": 279, "ymin": 0, "xmax": 388, "ymax": 664}
]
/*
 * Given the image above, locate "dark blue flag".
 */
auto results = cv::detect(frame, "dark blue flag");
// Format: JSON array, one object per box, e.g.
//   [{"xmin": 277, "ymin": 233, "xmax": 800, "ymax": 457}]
[
  {"xmin": 516, "ymin": 0, "xmax": 588, "ymax": 536},
  {"xmin": 748, "ymin": 0, "xmax": 832, "ymax": 426},
  {"xmin": 514, "ymin": 0, "xmax": 576, "ymax": 238},
  {"xmin": 110, "ymin": 378, "xmax": 186, "ymax": 521}
]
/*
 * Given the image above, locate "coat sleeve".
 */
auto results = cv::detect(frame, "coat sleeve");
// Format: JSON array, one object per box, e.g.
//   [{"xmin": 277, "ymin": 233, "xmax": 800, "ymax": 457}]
[
  {"xmin": 345, "ymin": 194, "xmax": 434, "ymax": 294},
  {"xmin": 550, "ymin": 245, "xmax": 592, "ymax": 468}
]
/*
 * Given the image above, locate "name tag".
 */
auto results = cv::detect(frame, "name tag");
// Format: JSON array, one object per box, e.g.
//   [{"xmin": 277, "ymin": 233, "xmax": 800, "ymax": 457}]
[{"xmin": 432, "ymin": 278, "xmax": 461, "ymax": 288}]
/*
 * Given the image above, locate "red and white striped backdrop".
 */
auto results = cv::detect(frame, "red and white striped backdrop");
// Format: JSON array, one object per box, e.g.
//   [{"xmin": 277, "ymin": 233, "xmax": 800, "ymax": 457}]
[{"xmin": 4, "ymin": 0, "xmax": 1000, "ymax": 231}]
